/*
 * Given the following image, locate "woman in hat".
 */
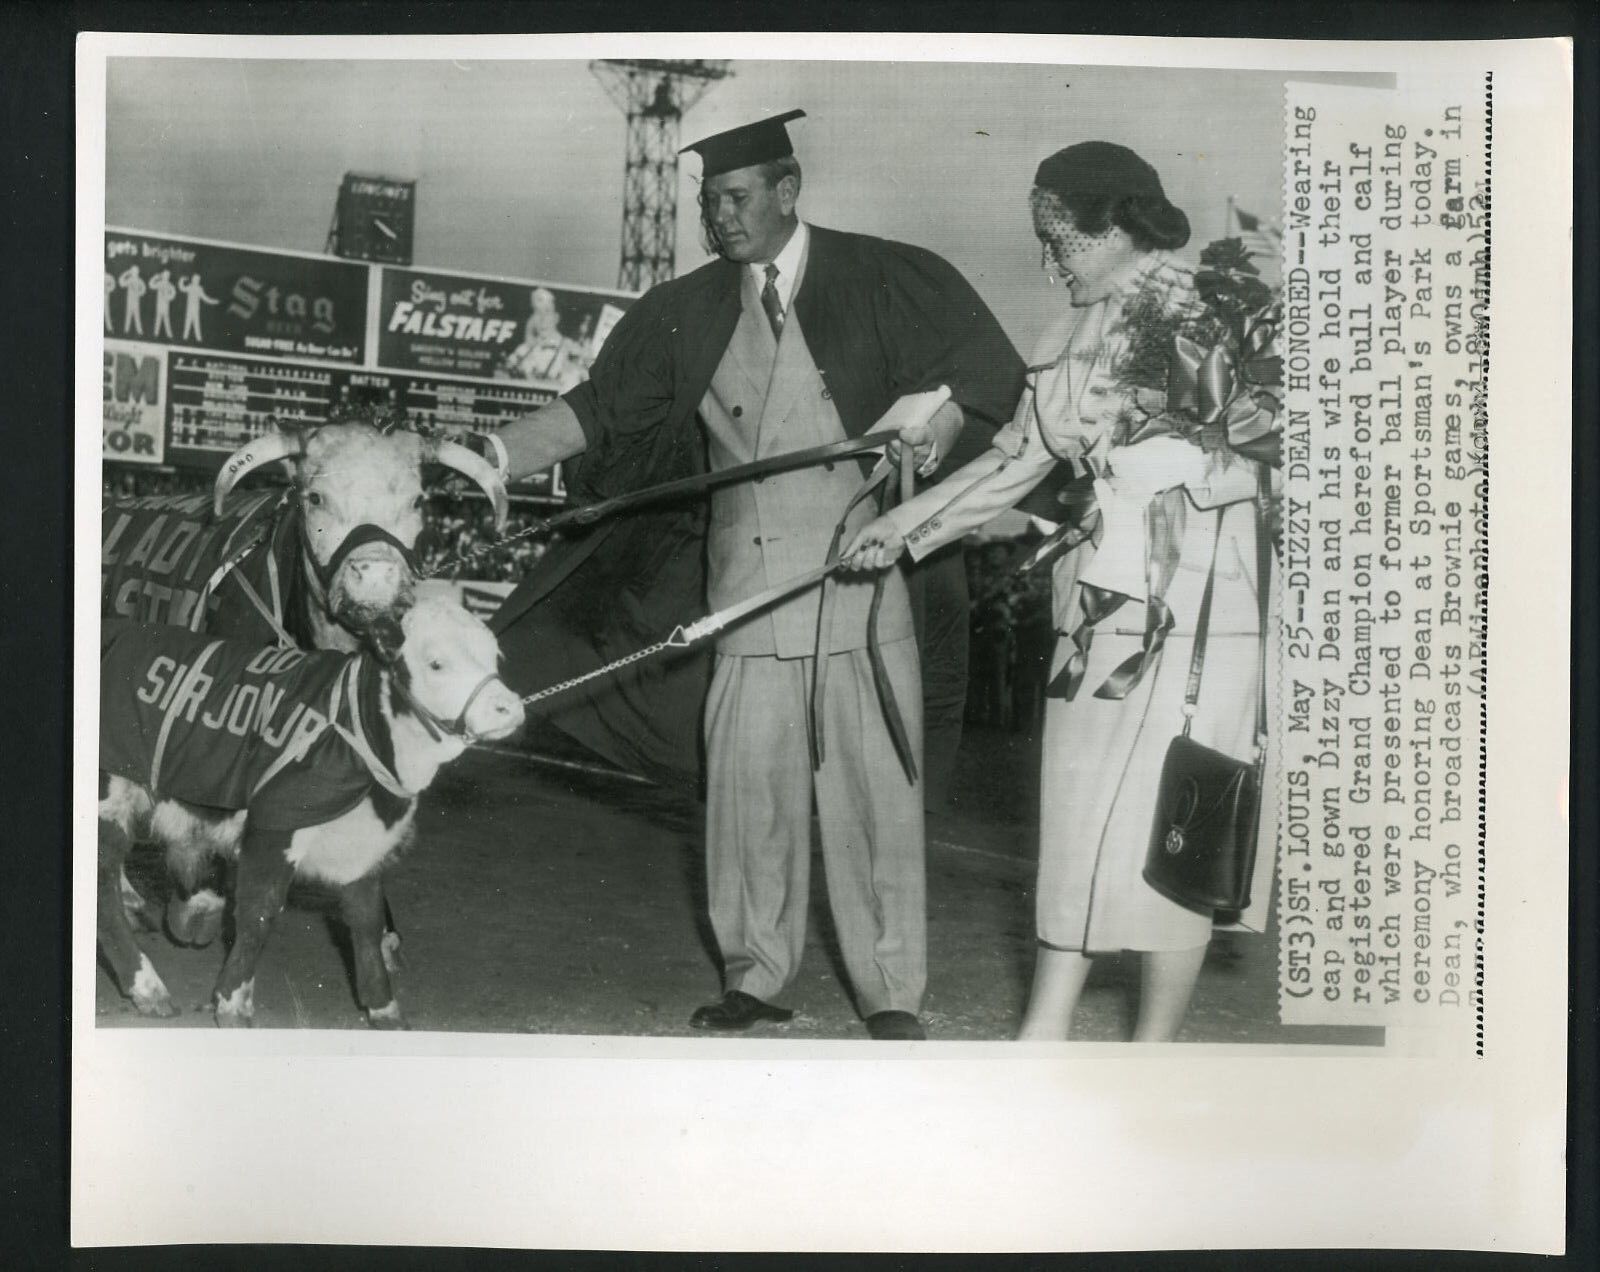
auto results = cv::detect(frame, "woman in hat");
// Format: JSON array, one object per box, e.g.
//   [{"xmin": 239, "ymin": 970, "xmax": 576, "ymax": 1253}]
[{"xmin": 843, "ymin": 142, "xmax": 1275, "ymax": 1041}]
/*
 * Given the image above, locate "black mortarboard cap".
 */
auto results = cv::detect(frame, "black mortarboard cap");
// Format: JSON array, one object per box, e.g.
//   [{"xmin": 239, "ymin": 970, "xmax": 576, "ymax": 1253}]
[{"xmin": 681, "ymin": 109, "xmax": 806, "ymax": 179}]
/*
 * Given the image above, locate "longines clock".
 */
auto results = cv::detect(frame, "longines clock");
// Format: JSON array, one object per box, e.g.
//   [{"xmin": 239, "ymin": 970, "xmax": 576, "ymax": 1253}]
[{"xmin": 328, "ymin": 173, "xmax": 417, "ymax": 266}]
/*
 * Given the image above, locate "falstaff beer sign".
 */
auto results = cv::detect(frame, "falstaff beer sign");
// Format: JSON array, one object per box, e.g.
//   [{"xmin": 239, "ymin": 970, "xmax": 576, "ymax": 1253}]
[
  {"xmin": 104, "ymin": 229, "xmax": 370, "ymax": 363},
  {"xmin": 377, "ymin": 266, "xmax": 630, "ymax": 386}
]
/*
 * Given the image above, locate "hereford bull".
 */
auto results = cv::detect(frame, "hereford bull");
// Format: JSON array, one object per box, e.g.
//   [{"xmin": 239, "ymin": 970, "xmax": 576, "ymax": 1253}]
[
  {"xmin": 103, "ymin": 415, "xmax": 509, "ymax": 949},
  {"xmin": 98, "ymin": 598, "xmax": 526, "ymax": 1028}
]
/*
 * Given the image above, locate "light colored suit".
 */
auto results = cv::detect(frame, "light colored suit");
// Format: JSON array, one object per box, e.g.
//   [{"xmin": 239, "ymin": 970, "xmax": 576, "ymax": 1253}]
[
  {"xmin": 701, "ymin": 257, "xmax": 913, "ymax": 658},
  {"xmin": 701, "ymin": 237, "xmax": 925, "ymax": 1016}
]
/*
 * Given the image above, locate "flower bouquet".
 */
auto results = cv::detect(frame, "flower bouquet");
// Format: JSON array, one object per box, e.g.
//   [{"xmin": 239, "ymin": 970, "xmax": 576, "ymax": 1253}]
[{"xmin": 1112, "ymin": 237, "xmax": 1284, "ymax": 468}]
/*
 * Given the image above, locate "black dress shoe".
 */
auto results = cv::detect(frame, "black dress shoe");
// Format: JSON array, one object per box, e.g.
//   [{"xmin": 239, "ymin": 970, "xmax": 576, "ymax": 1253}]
[
  {"xmin": 689, "ymin": 990, "xmax": 794, "ymax": 1031},
  {"xmin": 866, "ymin": 1010, "xmax": 926, "ymax": 1041}
]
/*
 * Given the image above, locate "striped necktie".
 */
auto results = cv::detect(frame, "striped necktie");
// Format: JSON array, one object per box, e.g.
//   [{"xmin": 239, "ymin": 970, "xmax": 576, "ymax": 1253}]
[{"xmin": 760, "ymin": 263, "xmax": 784, "ymax": 339}]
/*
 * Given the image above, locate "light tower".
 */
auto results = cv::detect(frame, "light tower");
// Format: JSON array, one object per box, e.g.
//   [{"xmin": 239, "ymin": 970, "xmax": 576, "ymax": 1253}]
[{"xmin": 590, "ymin": 59, "xmax": 732, "ymax": 290}]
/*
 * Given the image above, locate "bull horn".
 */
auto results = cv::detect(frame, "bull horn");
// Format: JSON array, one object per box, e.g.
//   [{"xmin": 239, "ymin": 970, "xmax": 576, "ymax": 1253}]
[
  {"xmin": 213, "ymin": 431, "xmax": 305, "ymax": 516},
  {"xmin": 429, "ymin": 438, "xmax": 510, "ymax": 532}
]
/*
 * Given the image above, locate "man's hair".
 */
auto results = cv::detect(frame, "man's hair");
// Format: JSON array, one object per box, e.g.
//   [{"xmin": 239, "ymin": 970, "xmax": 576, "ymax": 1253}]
[
  {"xmin": 757, "ymin": 155, "xmax": 802, "ymax": 190},
  {"xmin": 698, "ymin": 157, "xmax": 804, "ymax": 256}
]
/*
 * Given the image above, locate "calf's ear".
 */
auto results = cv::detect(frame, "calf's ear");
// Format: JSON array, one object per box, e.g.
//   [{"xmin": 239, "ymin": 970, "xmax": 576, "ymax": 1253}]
[{"xmin": 365, "ymin": 614, "xmax": 407, "ymax": 665}]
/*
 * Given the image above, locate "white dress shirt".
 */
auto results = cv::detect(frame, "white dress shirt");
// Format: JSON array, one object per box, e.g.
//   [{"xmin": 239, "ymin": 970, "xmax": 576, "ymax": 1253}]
[{"xmin": 748, "ymin": 219, "xmax": 808, "ymax": 313}]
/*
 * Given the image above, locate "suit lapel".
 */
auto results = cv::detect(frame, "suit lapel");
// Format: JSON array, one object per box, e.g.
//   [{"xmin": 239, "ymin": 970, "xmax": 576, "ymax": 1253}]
[
  {"xmin": 680, "ymin": 262, "xmax": 745, "ymax": 418},
  {"xmin": 720, "ymin": 266, "xmax": 778, "ymax": 402}
]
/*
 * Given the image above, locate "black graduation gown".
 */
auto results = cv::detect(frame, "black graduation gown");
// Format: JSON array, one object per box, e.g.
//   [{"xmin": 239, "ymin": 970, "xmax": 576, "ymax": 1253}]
[{"xmin": 491, "ymin": 225, "xmax": 1025, "ymax": 785}]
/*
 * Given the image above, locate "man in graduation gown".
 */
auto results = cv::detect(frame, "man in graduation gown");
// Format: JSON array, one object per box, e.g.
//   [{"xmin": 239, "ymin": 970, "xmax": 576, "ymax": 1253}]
[{"xmin": 482, "ymin": 110, "xmax": 1024, "ymax": 1039}]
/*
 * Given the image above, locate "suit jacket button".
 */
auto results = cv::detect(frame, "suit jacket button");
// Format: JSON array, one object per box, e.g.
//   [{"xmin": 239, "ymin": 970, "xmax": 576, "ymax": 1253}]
[
  {"xmin": 732, "ymin": 405, "xmax": 743, "ymax": 418},
  {"xmin": 820, "ymin": 388, "xmax": 832, "ymax": 400},
  {"xmin": 752, "ymin": 535, "xmax": 762, "ymax": 546},
  {"xmin": 823, "ymin": 462, "xmax": 834, "ymax": 472}
]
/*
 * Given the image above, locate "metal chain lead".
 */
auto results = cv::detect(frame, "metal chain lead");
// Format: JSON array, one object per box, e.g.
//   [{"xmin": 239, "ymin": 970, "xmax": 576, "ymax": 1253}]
[
  {"xmin": 420, "ymin": 514, "xmax": 551, "ymax": 581},
  {"xmin": 518, "ymin": 627, "xmax": 691, "ymax": 708}
]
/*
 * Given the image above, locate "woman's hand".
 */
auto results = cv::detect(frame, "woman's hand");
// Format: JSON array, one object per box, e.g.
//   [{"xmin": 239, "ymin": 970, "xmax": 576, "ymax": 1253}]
[{"xmin": 840, "ymin": 515, "xmax": 908, "ymax": 572}]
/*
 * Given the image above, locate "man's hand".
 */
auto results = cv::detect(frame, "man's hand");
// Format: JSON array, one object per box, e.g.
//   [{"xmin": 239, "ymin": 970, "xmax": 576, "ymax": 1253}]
[
  {"xmin": 885, "ymin": 423, "xmax": 937, "ymax": 475},
  {"xmin": 840, "ymin": 515, "xmax": 908, "ymax": 572},
  {"xmin": 880, "ymin": 392, "xmax": 962, "ymax": 479}
]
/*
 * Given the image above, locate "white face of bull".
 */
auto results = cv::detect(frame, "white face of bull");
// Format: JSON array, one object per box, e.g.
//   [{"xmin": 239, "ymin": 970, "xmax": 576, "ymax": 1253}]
[
  {"xmin": 297, "ymin": 427, "xmax": 427, "ymax": 626},
  {"xmin": 398, "ymin": 599, "xmax": 525, "ymax": 744},
  {"xmin": 212, "ymin": 421, "xmax": 509, "ymax": 651}
]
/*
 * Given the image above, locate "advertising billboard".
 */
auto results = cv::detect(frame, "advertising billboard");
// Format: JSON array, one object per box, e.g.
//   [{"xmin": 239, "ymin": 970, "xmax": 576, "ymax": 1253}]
[
  {"xmin": 104, "ymin": 229, "xmax": 370, "ymax": 363},
  {"xmin": 102, "ymin": 339, "xmax": 167, "ymax": 465},
  {"xmin": 101, "ymin": 227, "xmax": 633, "ymax": 502},
  {"xmin": 376, "ymin": 266, "xmax": 630, "ymax": 387}
]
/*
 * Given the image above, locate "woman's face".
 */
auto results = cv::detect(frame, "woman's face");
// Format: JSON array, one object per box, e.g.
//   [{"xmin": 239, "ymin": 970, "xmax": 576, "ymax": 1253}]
[
  {"xmin": 530, "ymin": 290, "xmax": 561, "ymax": 337},
  {"xmin": 1030, "ymin": 188, "xmax": 1134, "ymax": 304}
]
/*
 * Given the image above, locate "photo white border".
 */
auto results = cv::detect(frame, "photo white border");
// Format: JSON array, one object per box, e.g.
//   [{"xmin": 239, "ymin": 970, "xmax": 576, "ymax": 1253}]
[{"xmin": 74, "ymin": 31, "xmax": 1572, "ymax": 1253}]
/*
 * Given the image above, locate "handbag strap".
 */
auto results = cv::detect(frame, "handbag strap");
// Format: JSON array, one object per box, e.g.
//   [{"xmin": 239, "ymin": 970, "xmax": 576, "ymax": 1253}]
[
  {"xmin": 1182, "ymin": 466, "xmax": 1272, "ymax": 766},
  {"xmin": 1180, "ymin": 510, "xmax": 1224, "ymax": 736}
]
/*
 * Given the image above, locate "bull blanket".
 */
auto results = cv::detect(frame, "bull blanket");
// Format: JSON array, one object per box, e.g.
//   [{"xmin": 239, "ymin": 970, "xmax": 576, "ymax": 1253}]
[
  {"xmin": 100, "ymin": 620, "xmax": 383, "ymax": 832},
  {"xmin": 103, "ymin": 489, "xmax": 309, "ymax": 645}
]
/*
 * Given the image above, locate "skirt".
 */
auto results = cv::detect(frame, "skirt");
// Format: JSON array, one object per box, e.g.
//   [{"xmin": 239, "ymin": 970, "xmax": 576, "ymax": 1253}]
[{"xmin": 1036, "ymin": 503, "xmax": 1264, "ymax": 954}]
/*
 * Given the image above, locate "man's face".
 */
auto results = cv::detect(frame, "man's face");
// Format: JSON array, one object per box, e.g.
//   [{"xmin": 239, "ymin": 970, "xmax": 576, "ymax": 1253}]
[{"xmin": 702, "ymin": 165, "xmax": 797, "ymax": 264}]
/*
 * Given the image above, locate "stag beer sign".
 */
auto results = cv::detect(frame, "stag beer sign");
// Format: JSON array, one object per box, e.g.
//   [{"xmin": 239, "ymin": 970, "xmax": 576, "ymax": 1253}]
[
  {"xmin": 376, "ymin": 266, "xmax": 632, "ymax": 384},
  {"xmin": 104, "ymin": 230, "xmax": 370, "ymax": 364},
  {"xmin": 102, "ymin": 339, "xmax": 166, "ymax": 464}
]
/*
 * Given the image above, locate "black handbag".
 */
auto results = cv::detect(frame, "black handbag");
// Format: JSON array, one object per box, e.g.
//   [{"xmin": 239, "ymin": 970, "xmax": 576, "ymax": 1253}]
[{"xmin": 1142, "ymin": 472, "xmax": 1271, "ymax": 913}]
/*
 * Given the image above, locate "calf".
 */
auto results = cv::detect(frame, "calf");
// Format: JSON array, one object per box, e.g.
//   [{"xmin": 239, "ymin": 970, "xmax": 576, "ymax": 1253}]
[{"xmin": 98, "ymin": 598, "xmax": 525, "ymax": 1028}]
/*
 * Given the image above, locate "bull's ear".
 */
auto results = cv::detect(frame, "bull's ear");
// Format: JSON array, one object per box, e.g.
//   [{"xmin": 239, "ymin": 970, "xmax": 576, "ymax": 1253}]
[{"xmin": 364, "ymin": 613, "xmax": 407, "ymax": 665}]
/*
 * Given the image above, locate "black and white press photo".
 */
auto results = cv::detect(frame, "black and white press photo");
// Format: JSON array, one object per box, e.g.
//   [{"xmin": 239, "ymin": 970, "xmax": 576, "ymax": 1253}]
[{"xmin": 72, "ymin": 32, "xmax": 1571, "ymax": 1255}]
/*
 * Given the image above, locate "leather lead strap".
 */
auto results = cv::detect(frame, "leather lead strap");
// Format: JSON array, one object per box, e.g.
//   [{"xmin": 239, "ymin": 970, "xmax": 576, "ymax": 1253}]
[
  {"xmin": 808, "ymin": 446, "xmax": 920, "ymax": 783},
  {"xmin": 809, "ymin": 457, "xmax": 893, "ymax": 770},
  {"xmin": 556, "ymin": 430, "xmax": 898, "ymax": 531},
  {"xmin": 878, "ymin": 443, "xmax": 921, "ymax": 782}
]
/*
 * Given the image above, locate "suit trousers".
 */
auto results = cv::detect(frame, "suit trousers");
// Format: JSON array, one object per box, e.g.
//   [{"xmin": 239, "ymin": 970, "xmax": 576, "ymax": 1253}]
[{"xmin": 703, "ymin": 637, "xmax": 927, "ymax": 1017}]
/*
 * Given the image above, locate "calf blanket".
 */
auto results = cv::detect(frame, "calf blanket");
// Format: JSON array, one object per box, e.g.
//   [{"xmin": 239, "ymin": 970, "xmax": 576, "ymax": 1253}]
[{"xmin": 100, "ymin": 620, "xmax": 385, "ymax": 832}]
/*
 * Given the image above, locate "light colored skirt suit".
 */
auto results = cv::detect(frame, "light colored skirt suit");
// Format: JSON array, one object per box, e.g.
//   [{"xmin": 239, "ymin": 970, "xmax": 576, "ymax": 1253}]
[{"xmin": 889, "ymin": 265, "xmax": 1271, "ymax": 954}]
